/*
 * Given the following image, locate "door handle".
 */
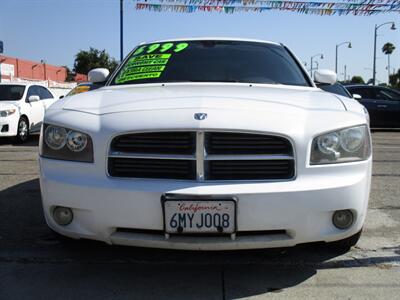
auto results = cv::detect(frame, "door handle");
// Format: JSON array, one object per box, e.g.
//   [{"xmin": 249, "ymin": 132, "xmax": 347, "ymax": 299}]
[{"xmin": 377, "ymin": 105, "xmax": 387, "ymax": 108}]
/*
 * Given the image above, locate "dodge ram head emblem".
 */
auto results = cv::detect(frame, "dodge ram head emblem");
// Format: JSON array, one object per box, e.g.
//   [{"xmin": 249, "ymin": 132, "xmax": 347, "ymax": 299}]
[{"xmin": 194, "ymin": 113, "xmax": 207, "ymax": 120}]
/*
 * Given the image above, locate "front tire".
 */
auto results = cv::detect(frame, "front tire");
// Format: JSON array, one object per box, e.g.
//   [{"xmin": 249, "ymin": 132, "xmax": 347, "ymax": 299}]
[{"xmin": 15, "ymin": 117, "xmax": 29, "ymax": 143}]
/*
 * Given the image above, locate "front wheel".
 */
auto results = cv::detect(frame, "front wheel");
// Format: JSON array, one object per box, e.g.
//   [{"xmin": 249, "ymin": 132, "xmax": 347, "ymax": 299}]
[{"xmin": 15, "ymin": 117, "xmax": 29, "ymax": 143}]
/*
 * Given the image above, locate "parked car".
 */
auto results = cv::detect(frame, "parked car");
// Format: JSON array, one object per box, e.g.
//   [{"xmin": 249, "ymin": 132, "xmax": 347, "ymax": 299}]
[
  {"xmin": 0, "ymin": 83, "xmax": 56, "ymax": 142},
  {"xmin": 64, "ymin": 82, "xmax": 103, "ymax": 98},
  {"xmin": 39, "ymin": 38, "xmax": 371, "ymax": 251},
  {"xmin": 319, "ymin": 82, "xmax": 353, "ymax": 98},
  {"xmin": 346, "ymin": 84, "xmax": 400, "ymax": 128}
]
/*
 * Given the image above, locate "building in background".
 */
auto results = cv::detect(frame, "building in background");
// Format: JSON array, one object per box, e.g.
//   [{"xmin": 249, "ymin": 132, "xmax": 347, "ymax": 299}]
[{"xmin": 0, "ymin": 55, "xmax": 87, "ymax": 83}]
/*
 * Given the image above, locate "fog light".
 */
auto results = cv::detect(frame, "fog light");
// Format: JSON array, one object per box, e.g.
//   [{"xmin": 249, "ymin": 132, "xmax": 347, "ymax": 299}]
[
  {"xmin": 332, "ymin": 210, "xmax": 354, "ymax": 229},
  {"xmin": 1, "ymin": 125, "xmax": 9, "ymax": 132},
  {"xmin": 53, "ymin": 206, "xmax": 73, "ymax": 226}
]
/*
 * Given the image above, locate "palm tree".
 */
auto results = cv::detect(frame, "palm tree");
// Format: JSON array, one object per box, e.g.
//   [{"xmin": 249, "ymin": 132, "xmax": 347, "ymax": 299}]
[{"xmin": 382, "ymin": 42, "xmax": 396, "ymax": 84}]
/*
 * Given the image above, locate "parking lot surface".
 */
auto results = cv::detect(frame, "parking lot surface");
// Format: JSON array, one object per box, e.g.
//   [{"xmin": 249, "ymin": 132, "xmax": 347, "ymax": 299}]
[{"xmin": 0, "ymin": 131, "xmax": 399, "ymax": 299}]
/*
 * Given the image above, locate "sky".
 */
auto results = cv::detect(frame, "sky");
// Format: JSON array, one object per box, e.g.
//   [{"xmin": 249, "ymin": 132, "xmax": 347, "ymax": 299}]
[{"xmin": 0, "ymin": 0, "xmax": 399, "ymax": 84}]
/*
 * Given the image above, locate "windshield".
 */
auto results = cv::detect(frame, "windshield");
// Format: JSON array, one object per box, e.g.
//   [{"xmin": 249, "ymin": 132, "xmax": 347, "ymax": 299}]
[
  {"xmin": 0, "ymin": 85, "xmax": 25, "ymax": 101},
  {"xmin": 110, "ymin": 40, "xmax": 310, "ymax": 87}
]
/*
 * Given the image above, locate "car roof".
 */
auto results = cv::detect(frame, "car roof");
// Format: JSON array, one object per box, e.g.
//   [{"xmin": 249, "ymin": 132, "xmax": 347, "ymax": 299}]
[
  {"xmin": 346, "ymin": 84, "xmax": 377, "ymax": 89},
  {"xmin": 143, "ymin": 37, "xmax": 281, "ymax": 47}
]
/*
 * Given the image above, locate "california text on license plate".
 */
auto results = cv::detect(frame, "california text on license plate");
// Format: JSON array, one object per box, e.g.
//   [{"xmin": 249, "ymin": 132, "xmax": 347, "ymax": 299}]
[{"xmin": 163, "ymin": 200, "xmax": 236, "ymax": 234}]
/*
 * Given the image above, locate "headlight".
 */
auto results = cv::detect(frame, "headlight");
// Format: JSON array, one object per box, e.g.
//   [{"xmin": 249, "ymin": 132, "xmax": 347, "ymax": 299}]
[
  {"xmin": 0, "ymin": 109, "xmax": 16, "ymax": 117},
  {"xmin": 45, "ymin": 126, "xmax": 67, "ymax": 150},
  {"xmin": 310, "ymin": 125, "xmax": 371, "ymax": 165},
  {"xmin": 40, "ymin": 124, "xmax": 93, "ymax": 162},
  {"xmin": 66, "ymin": 131, "xmax": 88, "ymax": 152}
]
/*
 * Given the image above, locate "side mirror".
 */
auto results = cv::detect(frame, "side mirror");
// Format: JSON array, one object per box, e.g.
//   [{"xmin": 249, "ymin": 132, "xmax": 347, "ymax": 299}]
[
  {"xmin": 28, "ymin": 95, "xmax": 40, "ymax": 102},
  {"xmin": 353, "ymin": 94, "xmax": 362, "ymax": 100},
  {"xmin": 314, "ymin": 69, "xmax": 337, "ymax": 85},
  {"xmin": 88, "ymin": 68, "xmax": 110, "ymax": 83},
  {"xmin": 59, "ymin": 95, "xmax": 64, "ymax": 99}
]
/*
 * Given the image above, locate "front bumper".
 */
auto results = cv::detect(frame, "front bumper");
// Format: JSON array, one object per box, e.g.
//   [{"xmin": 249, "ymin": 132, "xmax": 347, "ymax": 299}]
[
  {"xmin": 0, "ymin": 114, "xmax": 18, "ymax": 137},
  {"xmin": 40, "ymin": 156, "xmax": 372, "ymax": 250}
]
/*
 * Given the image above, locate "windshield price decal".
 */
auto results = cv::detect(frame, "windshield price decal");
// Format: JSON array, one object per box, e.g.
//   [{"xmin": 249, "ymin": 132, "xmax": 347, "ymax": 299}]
[
  {"xmin": 132, "ymin": 54, "xmax": 172, "ymax": 60},
  {"xmin": 125, "ymin": 53, "xmax": 171, "ymax": 68},
  {"xmin": 115, "ymin": 43, "xmax": 189, "ymax": 83},
  {"xmin": 133, "ymin": 42, "xmax": 189, "ymax": 55},
  {"xmin": 129, "ymin": 66, "xmax": 165, "ymax": 73},
  {"xmin": 116, "ymin": 65, "xmax": 166, "ymax": 82},
  {"xmin": 127, "ymin": 58, "xmax": 170, "ymax": 67},
  {"xmin": 119, "ymin": 72, "xmax": 162, "ymax": 81}
]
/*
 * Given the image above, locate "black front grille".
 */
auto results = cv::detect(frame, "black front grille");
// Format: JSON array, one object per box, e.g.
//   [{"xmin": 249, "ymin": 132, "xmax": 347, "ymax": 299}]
[
  {"xmin": 206, "ymin": 132, "xmax": 292, "ymax": 155},
  {"xmin": 108, "ymin": 131, "xmax": 295, "ymax": 181},
  {"xmin": 111, "ymin": 132, "xmax": 196, "ymax": 155},
  {"xmin": 207, "ymin": 160, "xmax": 295, "ymax": 180},
  {"xmin": 108, "ymin": 158, "xmax": 196, "ymax": 180}
]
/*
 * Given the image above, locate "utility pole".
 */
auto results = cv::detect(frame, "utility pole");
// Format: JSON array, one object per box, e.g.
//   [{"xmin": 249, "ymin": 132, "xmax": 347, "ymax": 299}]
[
  {"xmin": 387, "ymin": 53, "xmax": 391, "ymax": 84},
  {"xmin": 373, "ymin": 22, "xmax": 396, "ymax": 85},
  {"xmin": 0, "ymin": 41, "xmax": 4, "ymax": 83},
  {"xmin": 373, "ymin": 25, "xmax": 377, "ymax": 85},
  {"xmin": 120, "ymin": 0, "xmax": 124, "ymax": 62},
  {"xmin": 41, "ymin": 60, "xmax": 47, "ymax": 81},
  {"xmin": 335, "ymin": 42, "xmax": 351, "ymax": 74},
  {"xmin": 344, "ymin": 65, "xmax": 347, "ymax": 82},
  {"xmin": 310, "ymin": 53, "xmax": 323, "ymax": 79}
]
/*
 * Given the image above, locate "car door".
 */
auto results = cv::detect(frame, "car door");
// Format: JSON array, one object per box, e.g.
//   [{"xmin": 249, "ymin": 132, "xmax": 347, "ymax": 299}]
[
  {"xmin": 25, "ymin": 85, "xmax": 45, "ymax": 132},
  {"xmin": 348, "ymin": 87, "xmax": 380, "ymax": 127},
  {"xmin": 37, "ymin": 86, "xmax": 56, "ymax": 110},
  {"xmin": 372, "ymin": 88, "xmax": 400, "ymax": 127}
]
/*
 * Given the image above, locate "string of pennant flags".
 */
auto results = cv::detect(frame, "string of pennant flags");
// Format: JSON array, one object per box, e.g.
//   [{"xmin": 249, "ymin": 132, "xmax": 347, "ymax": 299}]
[{"xmin": 135, "ymin": 0, "xmax": 400, "ymax": 15}]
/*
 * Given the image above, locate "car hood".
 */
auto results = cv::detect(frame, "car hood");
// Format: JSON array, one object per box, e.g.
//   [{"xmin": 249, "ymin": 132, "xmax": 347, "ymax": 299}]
[
  {"xmin": 60, "ymin": 83, "xmax": 346, "ymax": 115},
  {"xmin": 0, "ymin": 101, "xmax": 19, "ymax": 110}
]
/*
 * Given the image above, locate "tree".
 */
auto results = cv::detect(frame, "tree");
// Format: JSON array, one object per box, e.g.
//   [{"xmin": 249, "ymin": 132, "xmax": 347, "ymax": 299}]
[
  {"xmin": 382, "ymin": 42, "xmax": 395, "ymax": 83},
  {"xmin": 350, "ymin": 76, "xmax": 365, "ymax": 84},
  {"xmin": 62, "ymin": 66, "xmax": 75, "ymax": 82},
  {"xmin": 73, "ymin": 48, "xmax": 118, "ymax": 75}
]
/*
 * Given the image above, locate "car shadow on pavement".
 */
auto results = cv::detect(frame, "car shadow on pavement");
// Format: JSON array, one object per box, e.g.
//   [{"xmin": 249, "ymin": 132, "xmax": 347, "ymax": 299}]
[
  {"xmin": 1, "ymin": 178, "xmax": 400, "ymax": 299},
  {"xmin": 0, "ymin": 134, "xmax": 39, "ymax": 147},
  {"xmin": 371, "ymin": 128, "xmax": 400, "ymax": 133}
]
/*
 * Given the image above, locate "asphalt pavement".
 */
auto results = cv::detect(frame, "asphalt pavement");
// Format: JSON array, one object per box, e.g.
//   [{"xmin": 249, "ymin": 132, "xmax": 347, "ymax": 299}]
[{"xmin": 0, "ymin": 131, "xmax": 399, "ymax": 300}]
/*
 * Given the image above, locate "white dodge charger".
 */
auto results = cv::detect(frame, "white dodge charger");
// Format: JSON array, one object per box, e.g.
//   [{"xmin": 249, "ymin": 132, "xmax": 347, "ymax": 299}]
[{"xmin": 39, "ymin": 38, "xmax": 372, "ymax": 251}]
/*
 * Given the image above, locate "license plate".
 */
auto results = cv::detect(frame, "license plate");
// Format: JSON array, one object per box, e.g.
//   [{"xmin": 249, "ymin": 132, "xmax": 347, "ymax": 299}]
[{"xmin": 163, "ymin": 200, "xmax": 236, "ymax": 234}]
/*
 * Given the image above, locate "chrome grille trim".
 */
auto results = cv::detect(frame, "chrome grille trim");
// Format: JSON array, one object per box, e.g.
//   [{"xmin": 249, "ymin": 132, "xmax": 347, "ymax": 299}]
[
  {"xmin": 109, "ymin": 152, "xmax": 196, "ymax": 160},
  {"xmin": 196, "ymin": 131, "xmax": 205, "ymax": 181},
  {"xmin": 107, "ymin": 130, "xmax": 296, "ymax": 181},
  {"xmin": 205, "ymin": 154, "xmax": 294, "ymax": 161}
]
